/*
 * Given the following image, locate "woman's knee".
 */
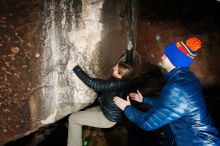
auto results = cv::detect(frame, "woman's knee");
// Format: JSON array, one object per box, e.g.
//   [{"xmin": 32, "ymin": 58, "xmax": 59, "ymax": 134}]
[
  {"xmin": 103, "ymin": 121, "xmax": 116, "ymax": 128},
  {"xmin": 68, "ymin": 112, "xmax": 80, "ymax": 124}
]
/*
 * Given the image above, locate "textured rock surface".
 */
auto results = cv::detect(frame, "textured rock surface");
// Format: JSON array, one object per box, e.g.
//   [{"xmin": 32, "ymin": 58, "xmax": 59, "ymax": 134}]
[
  {"xmin": 137, "ymin": 0, "xmax": 220, "ymax": 87},
  {"xmin": 0, "ymin": 0, "xmax": 136, "ymax": 144}
]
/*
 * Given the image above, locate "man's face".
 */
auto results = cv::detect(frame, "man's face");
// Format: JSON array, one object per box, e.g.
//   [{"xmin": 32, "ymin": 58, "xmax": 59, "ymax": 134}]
[{"xmin": 159, "ymin": 54, "xmax": 170, "ymax": 68}]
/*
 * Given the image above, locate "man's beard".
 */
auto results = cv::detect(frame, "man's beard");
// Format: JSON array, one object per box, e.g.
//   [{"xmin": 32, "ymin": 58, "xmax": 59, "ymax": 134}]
[
  {"xmin": 158, "ymin": 62, "xmax": 167, "ymax": 75},
  {"xmin": 160, "ymin": 67, "xmax": 168, "ymax": 75}
]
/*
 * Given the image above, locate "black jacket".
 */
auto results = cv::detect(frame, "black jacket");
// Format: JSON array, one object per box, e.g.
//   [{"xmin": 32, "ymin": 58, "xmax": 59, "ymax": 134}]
[
  {"xmin": 73, "ymin": 66, "xmax": 129, "ymax": 122},
  {"xmin": 73, "ymin": 49, "xmax": 133, "ymax": 122}
]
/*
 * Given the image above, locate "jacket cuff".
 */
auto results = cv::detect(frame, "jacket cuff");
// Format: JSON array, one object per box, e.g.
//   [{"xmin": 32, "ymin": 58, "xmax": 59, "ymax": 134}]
[
  {"xmin": 72, "ymin": 65, "xmax": 81, "ymax": 72},
  {"xmin": 143, "ymin": 98, "xmax": 148, "ymax": 104},
  {"xmin": 124, "ymin": 105, "xmax": 135, "ymax": 116}
]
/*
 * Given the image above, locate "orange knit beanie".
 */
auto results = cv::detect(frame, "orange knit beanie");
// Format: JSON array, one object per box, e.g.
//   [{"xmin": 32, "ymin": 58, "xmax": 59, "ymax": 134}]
[{"xmin": 164, "ymin": 37, "xmax": 202, "ymax": 67}]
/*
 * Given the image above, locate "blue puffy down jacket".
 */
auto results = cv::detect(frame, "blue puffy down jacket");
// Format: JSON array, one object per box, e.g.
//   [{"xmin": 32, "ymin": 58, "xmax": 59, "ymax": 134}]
[{"xmin": 124, "ymin": 67, "xmax": 220, "ymax": 146}]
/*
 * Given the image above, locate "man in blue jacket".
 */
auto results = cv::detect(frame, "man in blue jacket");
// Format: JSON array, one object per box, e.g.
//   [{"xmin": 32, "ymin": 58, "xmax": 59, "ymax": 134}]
[{"xmin": 114, "ymin": 37, "xmax": 220, "ymax": 145}]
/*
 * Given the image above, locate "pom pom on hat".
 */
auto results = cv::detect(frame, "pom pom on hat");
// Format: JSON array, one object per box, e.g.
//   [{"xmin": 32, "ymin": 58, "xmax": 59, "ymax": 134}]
[
  {"xmin": 164, "ymin": 37, "xmax": 202, "ymax": 67},
  {"xmin": 186, "ymin": 37, "xmax": 202, "ymax": 51}
]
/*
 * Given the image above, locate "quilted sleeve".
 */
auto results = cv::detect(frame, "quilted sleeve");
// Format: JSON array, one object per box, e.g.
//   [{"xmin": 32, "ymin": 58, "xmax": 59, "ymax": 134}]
[{"xmin": 124, "ymin": 84, "xmax": 187, "ymax": 131}]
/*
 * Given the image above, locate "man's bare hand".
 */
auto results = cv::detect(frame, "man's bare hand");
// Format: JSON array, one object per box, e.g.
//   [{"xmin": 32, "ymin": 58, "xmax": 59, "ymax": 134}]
[
  {"xmin": 113, "ymin": 96, "xmax": 131, "ymax": 111},
  {"xmin": 129, "ymin": 90, "xmax": 143, "ymax": 102}
]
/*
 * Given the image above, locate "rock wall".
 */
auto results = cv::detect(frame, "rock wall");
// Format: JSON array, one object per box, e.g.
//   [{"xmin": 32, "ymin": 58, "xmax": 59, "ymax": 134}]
[
  {"xmin": 0, "ymin": 0, "xmax": 137, "ymax": 144},
  {"xmin": 137, "ymin": 0, "xmax": 220, "ymax": 87}
]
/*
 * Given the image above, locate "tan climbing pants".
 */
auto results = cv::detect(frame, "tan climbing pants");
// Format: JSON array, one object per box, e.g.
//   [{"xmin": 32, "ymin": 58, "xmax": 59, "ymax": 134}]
[{"xmin": 67, "ymin": 106, "xmax": 116, "ymax": 146}]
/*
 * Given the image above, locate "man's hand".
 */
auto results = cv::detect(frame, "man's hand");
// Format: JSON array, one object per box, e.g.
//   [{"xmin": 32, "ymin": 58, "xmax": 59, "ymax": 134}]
[
  {"xmin": 129, "ymin": 90, "xmax": 143, "ymax": 102},
  {"xmin": 113, "ymin": 96, "xmax": 131, "ymax": 111},
  {"xmin": 127, "ymin": 40, "xmax": 133, "ymax": 50}
]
